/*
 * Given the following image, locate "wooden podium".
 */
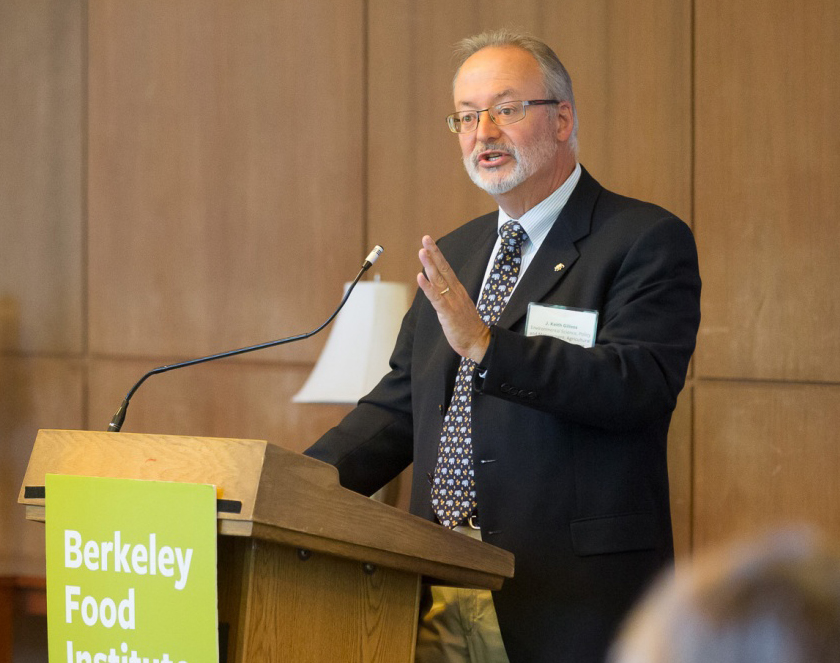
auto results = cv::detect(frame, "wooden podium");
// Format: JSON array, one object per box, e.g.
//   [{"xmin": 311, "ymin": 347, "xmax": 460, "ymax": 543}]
[{"xmin": 18, "ymin": 429, "xmax": 514, "ymax": 662}]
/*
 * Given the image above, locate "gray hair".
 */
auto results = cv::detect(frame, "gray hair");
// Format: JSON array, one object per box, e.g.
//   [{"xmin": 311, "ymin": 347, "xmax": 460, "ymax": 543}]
[{"xmin": 453, "ymin": 29, "xmax": 578, "ymax": 154}]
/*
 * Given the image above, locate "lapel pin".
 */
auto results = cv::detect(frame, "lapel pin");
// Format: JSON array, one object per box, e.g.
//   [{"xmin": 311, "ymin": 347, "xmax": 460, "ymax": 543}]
[{"xmin": 554, "ymin": 263, "xmax": 565, "ymax": 272}]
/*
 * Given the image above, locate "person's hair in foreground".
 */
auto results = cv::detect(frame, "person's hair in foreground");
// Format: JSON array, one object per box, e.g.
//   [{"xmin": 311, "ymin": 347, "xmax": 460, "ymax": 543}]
[{"xmin": 609, "ymin": 530, "xmax": 840, "ymax": 663}]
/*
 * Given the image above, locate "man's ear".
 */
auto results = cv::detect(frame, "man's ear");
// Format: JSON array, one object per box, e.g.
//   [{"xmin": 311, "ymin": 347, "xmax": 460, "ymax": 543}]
[{"xmin": 555, "ymin": 101, "xmax": 575, "ymax": 142}]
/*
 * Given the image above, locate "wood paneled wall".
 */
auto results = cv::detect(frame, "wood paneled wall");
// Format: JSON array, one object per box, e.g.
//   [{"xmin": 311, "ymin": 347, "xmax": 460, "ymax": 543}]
[
  {"xmin": 2, "ymin": 0, "xmax": 838, "ymax": 590},
  {"xmin": 692, "ymin": 0, "xmax": 840, "ymax": 546},
  {"xmin": 1, "ymin": 0, "xmax": 85, "ymax": 578}
]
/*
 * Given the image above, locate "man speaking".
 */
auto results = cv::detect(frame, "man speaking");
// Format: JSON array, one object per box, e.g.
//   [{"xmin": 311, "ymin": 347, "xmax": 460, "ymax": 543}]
[{"xmin": 305, "ymin": 29, "xmax": 701, "ymax": 663}]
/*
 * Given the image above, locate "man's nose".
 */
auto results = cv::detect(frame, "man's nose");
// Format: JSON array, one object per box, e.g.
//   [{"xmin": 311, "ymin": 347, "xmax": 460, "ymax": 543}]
[{"xmin": 475, "ymin": 110, "xmax": 502, "ymax": 142}]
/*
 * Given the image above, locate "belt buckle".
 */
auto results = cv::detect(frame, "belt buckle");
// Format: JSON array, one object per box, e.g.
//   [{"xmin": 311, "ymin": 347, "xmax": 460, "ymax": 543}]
[{"xmin": 467, "ymin": 512, "xmax": 480, "ymax": 530}]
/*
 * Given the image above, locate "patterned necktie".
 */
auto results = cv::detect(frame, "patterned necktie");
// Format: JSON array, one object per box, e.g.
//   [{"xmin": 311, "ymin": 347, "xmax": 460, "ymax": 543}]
[{"xmin": 431, "ymin": 220, "xmax": 528, "ymax": 528}]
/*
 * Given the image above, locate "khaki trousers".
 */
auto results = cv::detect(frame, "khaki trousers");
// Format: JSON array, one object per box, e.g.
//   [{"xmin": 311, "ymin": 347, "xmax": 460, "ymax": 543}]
[{"xmin": 415, "ymin": 527, "xmax": 510, "ymax": 663}]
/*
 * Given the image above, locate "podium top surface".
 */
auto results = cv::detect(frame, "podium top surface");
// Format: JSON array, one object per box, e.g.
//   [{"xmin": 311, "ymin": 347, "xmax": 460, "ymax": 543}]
[{"xmin": 19, "ymin": 429, "xmax": 514, "ymax": 590}]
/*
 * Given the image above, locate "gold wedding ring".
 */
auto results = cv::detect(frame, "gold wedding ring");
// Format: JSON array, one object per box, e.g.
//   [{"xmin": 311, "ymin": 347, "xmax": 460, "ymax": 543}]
[{"xmin": 439, "ymin": 287, "xmax": 451, "ymax": 296}]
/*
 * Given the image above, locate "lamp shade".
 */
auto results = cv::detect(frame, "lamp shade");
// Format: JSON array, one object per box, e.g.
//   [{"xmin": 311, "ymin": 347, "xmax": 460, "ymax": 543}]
[{"xmin": 292, "ymin": 280, "xmax": 413, "ymax": 403}]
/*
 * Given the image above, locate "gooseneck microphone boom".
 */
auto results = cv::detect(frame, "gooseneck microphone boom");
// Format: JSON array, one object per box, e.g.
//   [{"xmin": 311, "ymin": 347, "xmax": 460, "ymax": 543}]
[{"xmin": 107, "ymin": 245, "xmax": 385, "ymax": 433}]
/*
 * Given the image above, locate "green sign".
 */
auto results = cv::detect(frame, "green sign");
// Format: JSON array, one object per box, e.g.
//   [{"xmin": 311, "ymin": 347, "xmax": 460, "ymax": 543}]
[{"xmin": 46, "ymin": 474, "xmax": 218, "ymax": 663}]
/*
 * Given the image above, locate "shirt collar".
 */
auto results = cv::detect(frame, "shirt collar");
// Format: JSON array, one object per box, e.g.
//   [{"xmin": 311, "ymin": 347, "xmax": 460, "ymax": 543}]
[{"xmin": 497, "ymin": 162, "xmax": 582, "ymax": 246}]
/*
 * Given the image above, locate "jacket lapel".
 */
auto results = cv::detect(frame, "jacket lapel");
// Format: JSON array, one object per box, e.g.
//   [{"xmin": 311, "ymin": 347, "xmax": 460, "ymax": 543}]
[
  {"xmin": 498, "ymin": 167, "xmax": 602, "ymax": 329},
  {"xmin": 458, "ymin": 220, "xmax": 499, "ymax": 301}
]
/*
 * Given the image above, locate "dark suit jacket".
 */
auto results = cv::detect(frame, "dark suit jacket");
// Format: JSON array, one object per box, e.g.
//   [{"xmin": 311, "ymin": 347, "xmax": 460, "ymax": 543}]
[{"xmin": 305, "ymin": 167, "xmax": 702, "ymax": 663}]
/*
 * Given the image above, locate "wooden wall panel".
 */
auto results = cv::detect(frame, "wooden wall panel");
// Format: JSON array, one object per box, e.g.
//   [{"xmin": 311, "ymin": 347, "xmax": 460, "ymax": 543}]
[
  {"xmin": 538, "ymin": 1, "xmax": 692, "ymax": 222},
  {"xmin": 366, "ymin": 0, "xmax": 488, "ymax": 282},
  {"xmin": 87, "ymin": 0, "xmax": 365, "ymax": 363},
  {"xmin": 694, "ymin": 382, "xmax": 840, "ymax": 549},
  {"xmin": 367, "ymin": 0, "xmax": 692, "ymax": 283},
  {"xmin": 0, "ymin": 0, "xmax": 84, "ymax": 354},
  {"xmin": 0, "ymin": 358, "xmax": 84, "ymax": 576},
  {"xmin": 668, "ymin": 388, "xmax": 693, "ymax": 559},
  {"xmin": 694, "ymin": 0, "xmax": 840, "ymax": 381},
  {"xmin": 88, "ymin": 358, "xmax": 351, "ymax": 453}
]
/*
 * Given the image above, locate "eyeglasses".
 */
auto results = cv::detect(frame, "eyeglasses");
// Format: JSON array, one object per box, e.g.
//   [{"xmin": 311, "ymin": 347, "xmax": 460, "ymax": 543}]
[{"xmin": 446, "ymin": 99, "xmax": 559, "ymax": 134}]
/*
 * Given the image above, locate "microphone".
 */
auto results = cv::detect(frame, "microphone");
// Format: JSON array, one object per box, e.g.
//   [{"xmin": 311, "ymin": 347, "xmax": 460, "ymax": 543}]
[
  {"xmin": 362, "ymin": 245, "xmax": 383, "ymax": 269},
  {"xmin": 107, "ymin": 245, "xmax": 385, "ymax": 433}
]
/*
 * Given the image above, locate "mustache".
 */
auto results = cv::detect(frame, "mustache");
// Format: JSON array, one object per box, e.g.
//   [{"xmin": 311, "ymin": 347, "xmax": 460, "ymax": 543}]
[{"xmin": 466, "ymin": 142, "xmax": 516, "ymax": 165}]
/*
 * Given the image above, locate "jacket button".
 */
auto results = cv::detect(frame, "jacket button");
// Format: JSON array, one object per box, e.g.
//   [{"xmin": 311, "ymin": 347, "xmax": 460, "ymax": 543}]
[
  {"xmin": 501, "ymin": 383, "xmax": 511, "ymax": 393},
  {"xmin": 518, "ymin": 389, "xmax": 528, "ymax": 398},
  {"xmin": 528, "ymin": 391, "xmax": 537, "ymax": 400}
]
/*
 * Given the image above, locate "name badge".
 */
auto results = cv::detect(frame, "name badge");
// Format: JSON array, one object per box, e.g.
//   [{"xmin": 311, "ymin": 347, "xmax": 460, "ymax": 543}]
[{"xmin": 525, "ymin": 303, "xmax": 598, "ymax": 348}]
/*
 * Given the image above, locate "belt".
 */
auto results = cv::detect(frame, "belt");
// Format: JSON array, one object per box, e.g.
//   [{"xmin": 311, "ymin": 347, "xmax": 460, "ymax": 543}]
[
  {"xmin": 434, "ymin": 510, "xmax": 480, "ymax": 530},
  {"xmin": 467, "ymin": 511, "xmax": 480, "ymax": 530}
]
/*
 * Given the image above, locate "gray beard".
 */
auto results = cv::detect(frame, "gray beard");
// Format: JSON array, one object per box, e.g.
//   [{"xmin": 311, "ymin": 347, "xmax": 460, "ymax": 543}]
[{"xmin": 463, "ymin": 134, "xmax": 558, "ymax": 196}]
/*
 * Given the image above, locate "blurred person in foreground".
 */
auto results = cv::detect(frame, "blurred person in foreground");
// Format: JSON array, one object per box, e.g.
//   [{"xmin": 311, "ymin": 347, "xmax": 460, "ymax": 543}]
[{"xmin": 610, "ymin": 530, "xmax": 840, "ymax": 663}]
